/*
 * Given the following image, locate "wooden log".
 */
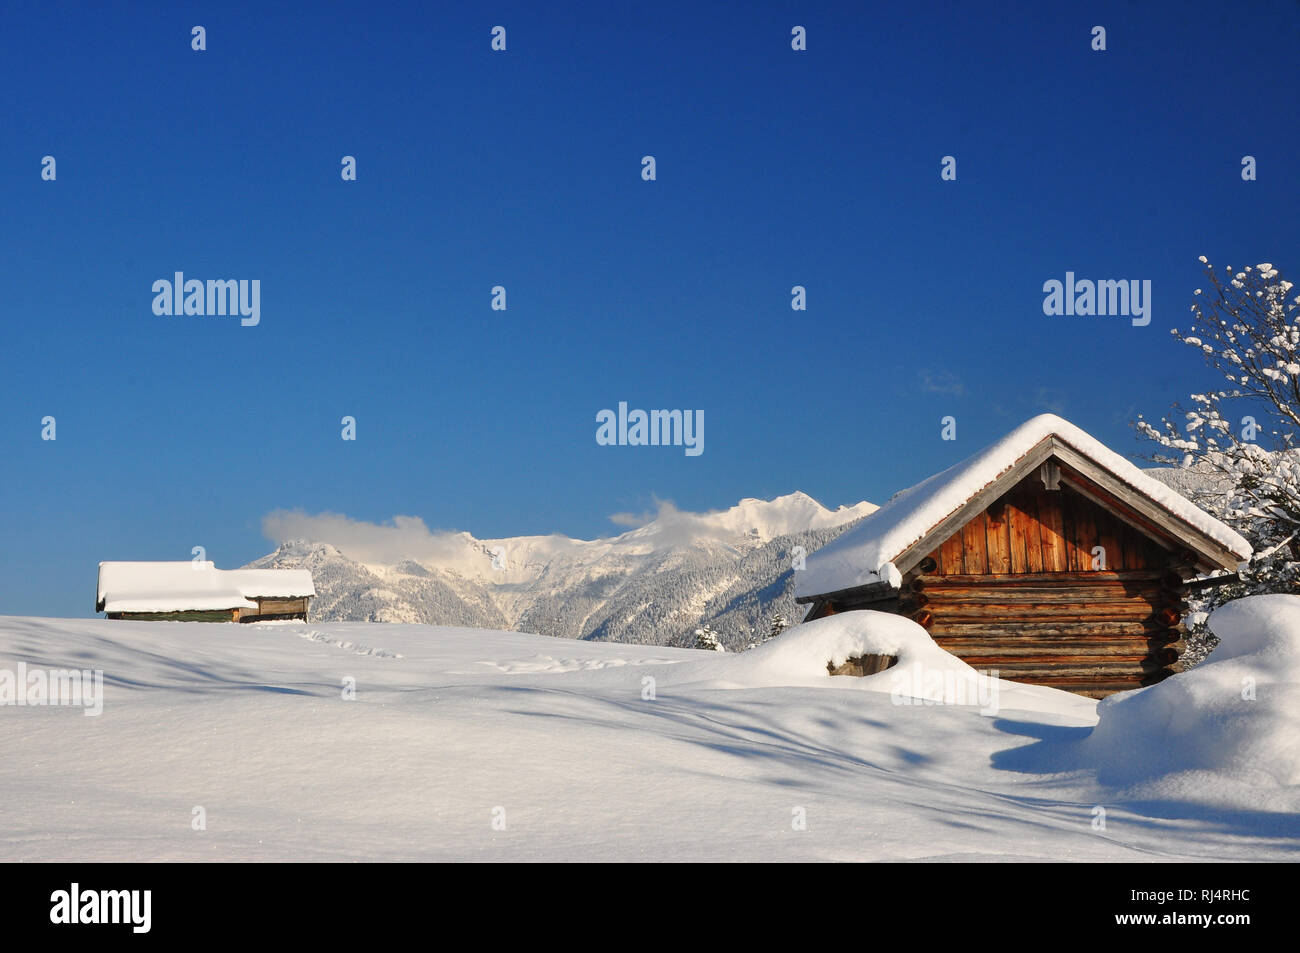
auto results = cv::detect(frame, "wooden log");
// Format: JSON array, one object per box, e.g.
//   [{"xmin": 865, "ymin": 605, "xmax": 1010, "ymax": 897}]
[
  {"xmin": 1141, "ymin": 666, "xmax": 1180, "ymax": 687},
  {"xmin": 933, "ymin": 641, "xmax": 1159, "ymax": 658},
  {"xmin": 1181, "ymin": 572, "xmax": 1241, "ymax": 592},
  {"xmin": 919, "ymin": 580, "xmax": 1162, "ymax": 591},
  {"xmin": 914, "ymin": 570, "xmax": 1167, "ymax": 584},
  {"xmin": 1014, "ymin": 674, "xmax": 1149, "ymax": 686},
  {"xmin": 1074, "ymin": 687, "xmax": 1137, "ymax": 699},
  {"xmin": 918, "ymin": 590, "xmax": 1162, "ymax": 607},
  {"xmin": 928, "ymin": 621, "xmax": 1162, "ymax": 638},
  {"xmin": 921, "ymin": 602, "xmax": 1161, "ymax": 618},
  {"xmin": 929, "ymin": 610, "xmax": 1172, "ymax": 625},
  {"xmin": 1155, "ymin": 607, "xmax": 1183, "ymax": 627},
  {"xmin": 1159, "ymin": 638, "xmax": 1187, "ymax": 655},
  {"xmin": 958, "ymin": 661, "xmax": 1169, "ymax": 679},
  {"xmin": 915, "ymin": 577, "xmax": 1170, "ymax": 590},
  {"xmin": 1149, "ymin": 645, "xmax": 1182, "ymax": 665},
  {"xmin": 1021, "ymin": 679, "xmax": 1146, "ymax": 698}
]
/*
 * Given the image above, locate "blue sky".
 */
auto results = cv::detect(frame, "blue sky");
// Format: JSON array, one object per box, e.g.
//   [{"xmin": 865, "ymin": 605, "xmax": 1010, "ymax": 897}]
[{"xmin": 2, "ymin": 1, "xmax": 1297, "ymax": 616}]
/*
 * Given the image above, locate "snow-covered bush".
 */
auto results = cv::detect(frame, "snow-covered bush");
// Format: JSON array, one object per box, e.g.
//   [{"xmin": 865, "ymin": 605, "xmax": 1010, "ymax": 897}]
[
  {"xmin": 1138, "ymin": 258, "xmax": 1300, "ymax": 635},
  {"xmin": 693, "ymin": 624, "xmax": 724, "ymax": 652}
]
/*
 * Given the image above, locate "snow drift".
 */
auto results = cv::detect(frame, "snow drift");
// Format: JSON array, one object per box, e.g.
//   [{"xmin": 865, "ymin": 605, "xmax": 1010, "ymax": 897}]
[
  {"xmin": 697, "ymin": 611, "xmax": 975, "ymax": 693},
  {"xmin": 677, "ymin": 611, "xmax": 1091, "ymax": 717},
  {"xmin": 6, "ymin": 611, "xmax": 1296, "ymax": 860},
  {"xmin": 1080, "ymin": 594, "xmax": 1300, "ymax": 809}
]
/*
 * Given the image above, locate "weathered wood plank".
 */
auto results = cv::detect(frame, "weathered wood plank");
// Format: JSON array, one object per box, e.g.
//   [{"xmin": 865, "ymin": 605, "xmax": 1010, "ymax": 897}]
[
  {"xmin": 256, "ymin": 598, "xmax": 309, "ymax": 615},
  {"xmin": 986, "ymin": 502, "xmax": 1012, "ymax": 574},
  {"xmin": 1096, "ymin": 509, "xmax": 1124, "ymax": 572},
  {"xmin": 961, "ymin": 515, "xmax": 988, "ymax": 574},
  {"xmin": 939, "ymin": 535, "xmax": 964, "ymax": 575},
  {"xmin": 1005, "ymin": 494, "xmax": 1031, "ymax": 574},
  {"xmin": 1071, "ymin": 490, "xmax": 1099, "ymax": 571},
  {"xmin": 1038, "ymin": 493, "xmax": 1068, "ymax": 571},
  {"xmin": 1021, "ymin": 490, "xmax": 1045, "ymax": 573}
]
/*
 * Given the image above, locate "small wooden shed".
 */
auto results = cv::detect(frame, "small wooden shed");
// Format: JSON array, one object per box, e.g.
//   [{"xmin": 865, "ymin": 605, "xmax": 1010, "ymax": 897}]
[
  {"xmin": 795, "ymin": 415, "xmax": 1251, "ymax": 697},
  {"xmin": 96, "ymin": 561, "xmax": 315, "ymax": 623}
]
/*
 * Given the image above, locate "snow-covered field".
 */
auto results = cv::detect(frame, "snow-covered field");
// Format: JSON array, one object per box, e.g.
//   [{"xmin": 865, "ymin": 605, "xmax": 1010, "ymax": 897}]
[{"xmin": 2, "ymin": 604, "xmax": 1298, "ymax": 862}]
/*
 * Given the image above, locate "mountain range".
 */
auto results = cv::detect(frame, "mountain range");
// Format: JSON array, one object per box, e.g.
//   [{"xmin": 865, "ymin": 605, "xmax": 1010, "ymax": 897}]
[
  {"xmin": 244, "ymin": 463, "xmax": 1230, "ymax": 650},
  {"xmin": 243, "ymin": 493, "xmax": 877, "ymax": 650}
]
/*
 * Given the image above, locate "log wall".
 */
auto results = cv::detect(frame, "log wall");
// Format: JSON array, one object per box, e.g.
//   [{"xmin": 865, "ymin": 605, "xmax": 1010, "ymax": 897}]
[
  {"xmin": 107, "ymin": 609, "xmax": 239, "ymax": 622},
  {"xmin": 900, "ymin": 570, "xmax": 1187, "ymax": 697},
  {"xmin": 905, "ymin": 478, "xmax": 1187, "ymax": 698},
  {"xmin": 235, "ymin": 597, "xmax": 310, "ymax": 622}
]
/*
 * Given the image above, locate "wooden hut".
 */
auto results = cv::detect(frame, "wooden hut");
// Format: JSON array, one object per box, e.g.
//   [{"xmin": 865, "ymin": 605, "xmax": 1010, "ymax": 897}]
[
  {"xmin": 96, "ymin": 561, "xmax": 315, "ymax": 623},
  {"xmin": 795, "ymin": 415, "xmax": 1251, "ymax": 698}
]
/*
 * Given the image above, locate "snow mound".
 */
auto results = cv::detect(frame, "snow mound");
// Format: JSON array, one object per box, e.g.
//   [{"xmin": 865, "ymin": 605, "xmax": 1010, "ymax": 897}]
[
  {"xmin": 712, "ymin": 611, "xmax": 973, "ymax": 690},
  {"xmin": 1081, "ymin": 594, "xmax": 1300, "ymax": 806},
  {"xmin": 675, "ymin": 611, "xmax": 1089, "ymax": 717}
]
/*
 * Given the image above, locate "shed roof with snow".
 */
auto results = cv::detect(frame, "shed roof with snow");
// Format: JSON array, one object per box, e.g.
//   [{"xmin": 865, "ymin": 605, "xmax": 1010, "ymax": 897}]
[
  {"xmin": 795, "ymin": 415, "xmax": 1253, "ymax": 697},
  {"xmin": 96, "ymin": 561, "xmax": 316, "ymax": 615},
  {"xmin": 796, "ymin": 414, "xmax": 1251, "ymax": 603}
]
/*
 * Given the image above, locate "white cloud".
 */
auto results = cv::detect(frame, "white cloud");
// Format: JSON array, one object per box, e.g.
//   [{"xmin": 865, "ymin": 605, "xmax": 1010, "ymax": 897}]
[
  {"xmin": 262, "ymin": 510, "xmax": 467, "ymax": 564},
  {"xmin": 265, "ymin": 491, "xmax": 829, "ymax": 565},
  {"xmin": 608, "ymin": 509, "xmax": 656, "ymax": 528},
  {"xmin": 918, "ymin": 368, "xmax": 965, "ymax": 397},
  {"xmin": 608, "ymin": 496, "xmax": 681, "ymax": 530}
]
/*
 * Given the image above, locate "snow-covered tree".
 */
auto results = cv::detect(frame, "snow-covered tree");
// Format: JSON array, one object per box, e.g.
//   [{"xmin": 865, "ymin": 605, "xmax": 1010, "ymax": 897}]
[
  {"xmin": 767, "ymin": 614, "xmax": 790, "ymax": 641},
  {"xmin": 693, "ymin": 624, "xmax": 725, "ymax": 652},
  {"xmin": 1137, "ymin": 258, "xmax": 1300, "ymax": 649}
]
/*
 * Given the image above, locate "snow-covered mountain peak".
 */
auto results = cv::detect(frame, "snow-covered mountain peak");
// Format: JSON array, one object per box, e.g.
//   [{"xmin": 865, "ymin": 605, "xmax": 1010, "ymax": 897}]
[
  {"xmin": 247, "ymin": 492, "xmax": 876, "ymax": 644},
  {"xmin": 614, "ymin": 492, "xmax": 877, "ymax": 547}
]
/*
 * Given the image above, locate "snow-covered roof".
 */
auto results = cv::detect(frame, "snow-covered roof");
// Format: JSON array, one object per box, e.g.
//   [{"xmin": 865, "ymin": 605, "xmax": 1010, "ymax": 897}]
[
  {"xmin": 97, "ymin": 561, "xmax": 316, "ymax": 614},
  {"xmin": 795, "ymin": 414, "xmax": 1252, "ymax": 600}
]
